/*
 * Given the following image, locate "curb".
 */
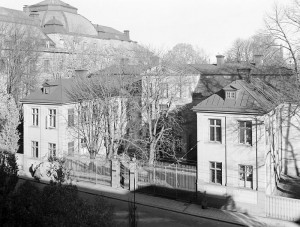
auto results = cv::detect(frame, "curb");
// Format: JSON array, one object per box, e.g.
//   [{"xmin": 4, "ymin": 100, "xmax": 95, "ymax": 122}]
[{"xmin": 19, "ymin": 176, "xmax": 246, "ymax": 226}]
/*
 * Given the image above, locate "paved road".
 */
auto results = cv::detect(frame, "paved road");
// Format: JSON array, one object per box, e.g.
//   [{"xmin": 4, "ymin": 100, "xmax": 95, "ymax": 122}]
[{"xmin": 17, "ymin": 178, "xmax": 241, "ymax": 227}]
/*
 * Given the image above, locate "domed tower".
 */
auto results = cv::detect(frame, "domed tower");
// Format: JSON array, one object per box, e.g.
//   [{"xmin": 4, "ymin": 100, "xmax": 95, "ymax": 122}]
[{"xmin": 27, "ymin": 0, "xmax": 98, "ymax": 36}]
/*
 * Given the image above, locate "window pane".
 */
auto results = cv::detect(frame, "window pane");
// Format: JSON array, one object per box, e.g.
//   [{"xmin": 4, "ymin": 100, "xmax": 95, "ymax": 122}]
[
  {"xmin": 240, "ymin": 128, "xmax": 245, "ymax": 143},
  {"xmin": 216, "ymin": 120, "xmax": 221, "ymax": 125},
  {"xmin": 216, "ymin": 126, "xmax": 221, "ymax": 142},
  {"xmin": 210, "ymin": 127, "xmax": 215, "ymax": 141},
  {"xmin": 246, "ymin": 121, "xmax": 252, "ymax": 128},
  {"xmin": 210, "ymin": 169, "xmax": 215, "ymax": 183},
  {"xmin": 246, "ymin": 129, "xmax": 252, "ymax": 145},
  {"xmin": 216, "ymin": 170, "xmax": 222, "ymax": 184},
  {"xmin": 216, "ymin": 162, "xmax": 222, "ymax": 169},
  {"xmin": 210, "ymin": 162, "xmax": 215, "ymax": 168},
  {"xmin": 210, "ymin": 119, "xmax": 214, "ymax": 125}
]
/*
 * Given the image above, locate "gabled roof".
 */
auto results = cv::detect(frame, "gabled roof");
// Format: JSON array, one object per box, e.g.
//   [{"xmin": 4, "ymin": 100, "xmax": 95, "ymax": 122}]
[{"xmin": 193, "ymin": 78, "xmax": 282, "ymax": 115}]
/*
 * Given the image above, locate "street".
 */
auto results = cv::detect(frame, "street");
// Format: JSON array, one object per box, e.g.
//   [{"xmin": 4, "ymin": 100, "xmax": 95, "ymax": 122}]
[{"xmin": 17, "ymin": 178, "xmax": 242, "ymax": 227}]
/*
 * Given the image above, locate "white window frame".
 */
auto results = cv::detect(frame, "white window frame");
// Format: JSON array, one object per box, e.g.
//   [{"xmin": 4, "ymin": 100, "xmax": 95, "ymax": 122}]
[
  {"xmin": 210, "ymin": 161, "xmax": 222, "ymax": 184},
  {"xmin": 31, "ymin": 141, "xmax": 39, "ymax": 158},
  {"xmin": 48, "ymin": 143, "xmax": 56, "ymax": 157},
  {"xmin": 239, "ymin": 164, "xmax": 253, "ymax": 189},
  {"xmin": 239, "ymin": 121, "xmax": 252, "ymax": 145},
  {"xmin": 226, "ymin": 91, "xmax": 236, "ymax": 99},
  {"xmin": 32, "ymin": 108, "xmax": 39, "ymax": 126},
  {"xmin": 209, "ymin": 119, "xmax": 222, "ymax": 142},
  {"xmin": 48, "ymin": 109, "xmax": 56, "ymax": 128}
]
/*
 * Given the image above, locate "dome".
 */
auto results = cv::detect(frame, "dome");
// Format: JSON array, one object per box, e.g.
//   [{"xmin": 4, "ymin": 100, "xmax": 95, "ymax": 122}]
[{"xmin": 28, "ymin": 0, "xmax": 98, "ymax": 36}]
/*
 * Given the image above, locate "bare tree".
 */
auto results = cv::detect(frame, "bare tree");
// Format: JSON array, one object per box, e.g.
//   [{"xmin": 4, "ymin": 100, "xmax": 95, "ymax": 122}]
[
  {"xmin": 165, "ymin": 43, "xmax": 208, "ymax": 64},
  {"xmin": 67, "ymin": 72, "xmax": 137, "ymax": 159},
  {"xmin": 0, "ymin": 23, "xmax": 42, "ymax": 105},
  {"xmin": 0, "ymin": 83, "xmax": 19, "ymax": 153},
  {"xmin": 225, "ymin": 33, "xmax": 285, "ymax": 65},
  {"xmin": 264, "ymin": 1, "xmax": 300, "ymax": 78}
]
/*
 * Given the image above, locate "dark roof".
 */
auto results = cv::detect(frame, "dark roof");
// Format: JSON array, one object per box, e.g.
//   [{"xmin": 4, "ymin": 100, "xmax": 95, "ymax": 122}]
[
  {"xmin": 193, "ymin": 78, "xmax": 283, "ymax": 115},
  {"xmin": 94, "ymin": 24, "xmax": 131, "ymax": 42},
  {"xmin": 189, "ymin": 63, "xmax": 293, "ymax": 76},
  {"xmin": 20, "ymin": 79, "xmax": 75, "ymax": 104}
]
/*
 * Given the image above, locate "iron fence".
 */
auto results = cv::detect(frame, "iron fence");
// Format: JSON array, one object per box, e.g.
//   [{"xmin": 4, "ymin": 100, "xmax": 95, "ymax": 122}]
[
  {"xmin": 65, "ymin": 157, "xmax": 112, "ymax": 186},
  {"xmin": 136, "ymin": 162, "xmax": 197, "ymax": 201}
]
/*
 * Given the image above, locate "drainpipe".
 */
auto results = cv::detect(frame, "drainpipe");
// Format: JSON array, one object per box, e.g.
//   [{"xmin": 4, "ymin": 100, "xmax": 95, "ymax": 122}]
[
  {"xmin": 225, "ymin": 116, "xmax": 227, "ymax": 186},
  {"xmin": 256, "ymin": 117, "xmax": 258, "ymax": 191}
]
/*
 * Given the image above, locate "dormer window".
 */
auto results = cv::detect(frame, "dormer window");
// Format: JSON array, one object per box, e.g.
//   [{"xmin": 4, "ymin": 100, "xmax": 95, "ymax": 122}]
[
  {"xmin": 43, "ymin": 87, "xmax": 50, "ymax": 94},
  {"xmin": 226, "ymin": 91, "xmax": 236, "ymax": 99}
]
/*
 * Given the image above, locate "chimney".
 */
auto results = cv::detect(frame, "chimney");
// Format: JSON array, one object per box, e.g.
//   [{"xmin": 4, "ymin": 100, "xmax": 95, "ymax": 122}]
[
  {"xmin": 216, "ymin": 55, "xmax": 225, "ymax": 67},
  {"xmin": 23, "ymin": 5, "xmax": 30, "ymax": 14},
  {"xmin": 124, "ymin": 30, "xmax": 130, "ymax": 40},
  {"xmin": 253, "ymin": 54, "xmax": 263, "ymax": 66},
  {"xmin": 237, "ymin": 68, "xmax": 252, "ymax": 82}
]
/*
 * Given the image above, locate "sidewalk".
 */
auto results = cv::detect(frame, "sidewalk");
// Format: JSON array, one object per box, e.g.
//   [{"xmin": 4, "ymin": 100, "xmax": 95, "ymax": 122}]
[
  {"xmin": 19, "ymin": 174, "xmax": 299, "ymax": 227},
  {"xmin": 71, "ymin": 179, "xmax": 298, "ymax": 227}
]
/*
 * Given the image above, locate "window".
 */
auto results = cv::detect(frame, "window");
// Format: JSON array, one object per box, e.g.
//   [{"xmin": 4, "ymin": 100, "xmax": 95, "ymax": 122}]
[
  {"xmin": 48, "ymin": 109, "xmax": 56, "ymax": 128},
  {"xmin": 43, "ymin": 87, "xmax": 50, "ymax": 94},
  {"xmin": 48, "ymin": 143, "xmax": 56, "ymax": 157},
  {"xmin": 159, "ymin": 104, "xmax": 168, "ymax": 113},
  {"xmin": 68, "ymin": 109, "xmax": 74, "ymax": 127},
  {"xmin": 226, "ymin": 91, "xmax": 236, "ymax": 99},
  {"xmin": 31, "ymin": 141, "xmax": 39, "ymax": 158},
  {"xmin": 81, "ymin": 138, "xmax": 87, "ymax": 147},
  {"xmin": 239, "ymin": 165, "xmax": 253, "ymax": 188},
  {"xmin": 175, "ymin": 84, "xmax": 182, "ymax": 98},
  {"xmin": 45, "ymin": 40, "xmax": 50, "ymax": 48},
  {"xmin": 81, "ymin": 106, "xmax": 88, "ymax": 123},
  {"xmin": 209, "ymin": 119, "xmax": 221, "ymax": 142},
  {"xmin": 44, "ymin": 59, "xmax": 50, "ymax": 72},
  {"xmin": 32, "ymin": 108, "xmax": 39, "ymax": 126},
  {"xmin": 239, "ymin": 121, "xmax": 252, "ymax": 145},
  {"xmin": 68, "ymin": 141, "xmax": 74, "ymax": 156},
  {"xmin": 161, "ymin": 83, "xmax": 168, "ymax": 98},
  {"xmin": 210, "ymin": 161, "xmax": 222, "ymax": 184}
]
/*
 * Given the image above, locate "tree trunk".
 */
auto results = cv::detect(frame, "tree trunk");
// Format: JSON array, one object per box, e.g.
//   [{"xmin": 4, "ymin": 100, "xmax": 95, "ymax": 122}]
[{"xmin": 149, "ymin": 143, "xmax": 155, "ymax": 165}]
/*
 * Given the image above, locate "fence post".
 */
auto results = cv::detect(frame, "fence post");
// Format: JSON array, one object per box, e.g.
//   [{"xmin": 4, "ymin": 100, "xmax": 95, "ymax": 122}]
[
  {"xmin": 129, "ymin": 160, "xmax": 137, "ymax": 191},
  {"xmin": 111, "ymin": 158, "xmax": 120, "ymax": 188},
  {"xmin": 95, "ymin": 160, "xmax": 97, "ymax": 185}
]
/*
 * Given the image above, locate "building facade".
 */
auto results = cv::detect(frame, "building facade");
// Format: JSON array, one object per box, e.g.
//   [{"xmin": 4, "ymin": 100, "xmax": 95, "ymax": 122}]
[{"xmin": 193, "ymin": 76, "xmax": 300, "ymax": 214}]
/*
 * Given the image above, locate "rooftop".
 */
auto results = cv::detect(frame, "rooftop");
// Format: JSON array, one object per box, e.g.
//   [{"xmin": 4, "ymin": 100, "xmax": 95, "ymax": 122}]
[{"xmin": 193, "ymin": 78, "xmax": 283, "ymax": 115}]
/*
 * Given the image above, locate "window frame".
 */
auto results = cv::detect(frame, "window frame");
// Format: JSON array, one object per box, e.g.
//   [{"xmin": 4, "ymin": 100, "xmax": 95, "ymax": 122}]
[
  {"xmin": 209, "ymin": 119, "xmax": 222, "ymax": 143},
  {"xmin": 238, "ymin": 121, "xmax": 252, "ymax": 145},
  {"xmin": 226, "ymin": 91, "xmax": 236, "ymax": 99},
  {"xmin": 68, "ymin": 108, "xmax": 74, "ymax": 127},
  {"xmin": 31, "ymin": 141, "xmax": 39, "ymax": 158},
  {"xmin": 210, "ymin": 161, "xmax": 222, "ymax": 184},
  {"xmin": 48, "ymin": 109, "xmax": 56, "ymax": 128},
  {"xmin": 32, "ymin": 108, "xmax": 39, "ymax": 126},
  {"xmin": 238, "ymin": 164, "xmax": 253, "ymax": 189},
  {"xmin": 48, "ymin": 143, "xmax": 56, "ymax": 158}
]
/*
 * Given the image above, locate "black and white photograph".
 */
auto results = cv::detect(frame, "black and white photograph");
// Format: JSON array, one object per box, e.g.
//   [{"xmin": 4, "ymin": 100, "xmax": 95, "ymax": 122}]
[{"xmin": 1, "ymin": 0, "xmax": 300, "ymax": 226}]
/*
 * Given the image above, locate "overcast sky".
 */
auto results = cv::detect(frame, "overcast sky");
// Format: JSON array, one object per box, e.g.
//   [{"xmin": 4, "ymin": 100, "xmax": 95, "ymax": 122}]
[{"xmin": 1, "ymin": 0, "xmax": 289, "ymax": 62}]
